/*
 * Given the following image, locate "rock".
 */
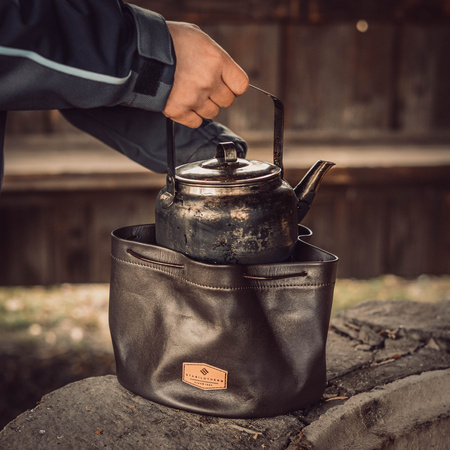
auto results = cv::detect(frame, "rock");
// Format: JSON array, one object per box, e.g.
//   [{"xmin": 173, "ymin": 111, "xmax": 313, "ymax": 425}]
[
  {"xmin": 337, "ymin": 299, "xmax": 450, "ymax": 343},
  {"xmin": 358, "ymin": 324, "xmax": 385, "ymax": 348},
  {"xmin": 326, "ymin": 300, "xmax": 450, "ymax": 399},
  {"xmin": 324, "ymin": 330, "xmax": 373, "ymax": 380},
  {"xmin": 0, "ymin": 375, "xmax": 301, "ymax": 449},
  {"xmin": 297, "ymin": 369, "xmax": 450, "ymax": 450},
  {"xmin": 1, "ymin": 300, "xmax": 449, "ymax": 449}
]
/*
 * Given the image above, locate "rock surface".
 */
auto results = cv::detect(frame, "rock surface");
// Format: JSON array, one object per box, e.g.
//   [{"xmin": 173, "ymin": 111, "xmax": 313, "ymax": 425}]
[{"xmin": 1, "ymin": 300, "xmax": 449, "ymax": 449}]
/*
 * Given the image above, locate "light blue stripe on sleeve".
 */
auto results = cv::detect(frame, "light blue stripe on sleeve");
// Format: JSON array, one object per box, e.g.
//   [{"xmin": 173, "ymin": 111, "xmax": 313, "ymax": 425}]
[{"xmin": 0, "ymin": 45, "xmax": 132, "ymax": 85}]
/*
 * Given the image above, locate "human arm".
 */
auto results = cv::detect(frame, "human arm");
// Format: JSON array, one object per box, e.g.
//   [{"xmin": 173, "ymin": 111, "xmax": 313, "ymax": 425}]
[
  {"xmin": 61, "ymin": 107, "xmax": 247, "ymax": 173},
  {"xmin": 0, "ymin": 0, "xmax": 174, "ymax": 112},
  {"xmin": 163, "ymin": 21, "xmax": 249, "ymax": 128},
  {"xmin": 0, "ymin": 0, "xmax": 248, "ymax": 127},
  {"xmin": 0, "ymin": 0, "xmax": 248, "ymax": 182}
]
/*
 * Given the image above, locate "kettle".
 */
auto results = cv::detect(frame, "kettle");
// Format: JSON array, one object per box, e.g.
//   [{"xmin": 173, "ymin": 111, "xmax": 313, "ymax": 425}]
[{"xmin": 155, "ymin": 86, "xmax": 334, "ymax": 265}]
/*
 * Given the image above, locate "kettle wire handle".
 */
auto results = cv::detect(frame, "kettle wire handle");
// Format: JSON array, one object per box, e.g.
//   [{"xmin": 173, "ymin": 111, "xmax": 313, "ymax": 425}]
[
  {"xmin": 249, "ymin": 84, "xmax": 284, "ymax": 177},
  {"xmin": 166, "ymin": 117, "xmax": 176, "ymax": 198},
  {"xmin": 165, "ymin": 84, "xmax": 285, "ymax": 191}
]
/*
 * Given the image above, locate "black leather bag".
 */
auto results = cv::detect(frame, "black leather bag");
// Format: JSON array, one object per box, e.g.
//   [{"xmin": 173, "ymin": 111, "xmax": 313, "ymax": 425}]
[{"xmin": 109, "ymin": 224, "xmax": 338, "ymax": 418}]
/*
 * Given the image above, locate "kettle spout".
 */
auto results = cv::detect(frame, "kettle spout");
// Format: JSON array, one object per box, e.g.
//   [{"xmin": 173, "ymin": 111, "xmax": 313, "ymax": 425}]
[{"xmin": 294, "ymin": 160, "xmax": 335, "ymax": 222}]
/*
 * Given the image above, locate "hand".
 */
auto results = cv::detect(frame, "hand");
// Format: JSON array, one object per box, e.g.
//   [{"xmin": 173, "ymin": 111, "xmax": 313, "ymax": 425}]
[{"xmin": 163, "ymin": 22, "xmax": 249, "ymax": 128}]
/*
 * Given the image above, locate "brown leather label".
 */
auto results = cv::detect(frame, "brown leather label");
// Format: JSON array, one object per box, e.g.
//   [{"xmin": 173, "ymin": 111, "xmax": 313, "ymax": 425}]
[{"xmin": 182, "ymin": 363, "xmax": 228, "ymax": 391}]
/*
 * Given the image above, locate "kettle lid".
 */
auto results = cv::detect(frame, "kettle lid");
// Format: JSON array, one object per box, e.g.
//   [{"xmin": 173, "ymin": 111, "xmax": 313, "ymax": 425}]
[{"xmin": 175, "ymin": 142, "xmax": 281, "ymax": 185}]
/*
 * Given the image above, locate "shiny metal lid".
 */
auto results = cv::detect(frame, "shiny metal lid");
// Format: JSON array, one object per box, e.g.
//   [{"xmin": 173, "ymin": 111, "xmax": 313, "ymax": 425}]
[{"xmin": 175, "ymin": 142, "xmax": 281, "ymax": 185}]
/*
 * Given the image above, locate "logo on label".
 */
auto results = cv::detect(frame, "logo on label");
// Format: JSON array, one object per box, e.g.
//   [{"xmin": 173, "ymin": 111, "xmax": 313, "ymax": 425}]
[{"xmin": 182, "ymin": 363, "xmax": 228, "ymax": 391}]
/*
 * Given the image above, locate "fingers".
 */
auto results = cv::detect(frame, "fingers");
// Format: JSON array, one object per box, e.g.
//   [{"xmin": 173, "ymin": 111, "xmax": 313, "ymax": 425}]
[
  {"xmin": 164, "ymin": 110, "xmax": 203, "ymax": 129},
  {"xmin": 163, "ymin": 80, "xmax": 242, "ymax": 128},
  {"xmin": 164, "ymin": 99, "xmax": 219, "ymax": 129},
  {"xmin": 210, "ymin": 83, "xmax": 236, "ymax": 108},
  {"xmin": 222, "ymin": 58, "xmax": 249, "ymax": 97},
  {"xmin": 196, "ymin": 98, "xmax": 220, "ymax": 119},
  {"xmin": 163, "ymin": 21, "xmax": 249, "ymax": 128}
]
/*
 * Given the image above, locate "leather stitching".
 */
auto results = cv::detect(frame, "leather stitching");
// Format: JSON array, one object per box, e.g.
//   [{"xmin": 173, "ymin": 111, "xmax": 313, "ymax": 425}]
[{"xmin": 111, "ymin": 254, "xmax": 335, "ymax": 290}]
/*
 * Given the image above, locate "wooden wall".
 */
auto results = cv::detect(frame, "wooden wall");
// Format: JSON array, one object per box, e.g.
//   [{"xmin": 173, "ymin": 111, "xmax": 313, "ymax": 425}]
[
  {"xmin": 1, "ymin": 0, "xmax": 450, "ymax": 284},
  {"xmin": 302, "ymin": 171, "xmax": 450, "ymax": 279},
  {"xmin": 1, "ymin": 164, "xmax": 448, "ymax": 285},
  {"xmin": 6, "ymin": 0, "xmax": 450, "ymax": 136},
  {"xmin": 0, "ymin": 190, "xmax": 153, "ymax": 285}
]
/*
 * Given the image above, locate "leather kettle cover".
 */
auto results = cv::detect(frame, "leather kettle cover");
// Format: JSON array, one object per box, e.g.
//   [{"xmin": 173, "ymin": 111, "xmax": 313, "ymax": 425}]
[{"xmin": 109, "ymin": 224, "xmax": 338, "ymax": 418}]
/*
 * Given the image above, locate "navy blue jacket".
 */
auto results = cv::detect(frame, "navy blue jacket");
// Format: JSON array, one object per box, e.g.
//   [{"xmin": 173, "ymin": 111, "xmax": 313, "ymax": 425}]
[{"xmin": 0, "ymin": 0, "xmax": 246, "ymax": 187}]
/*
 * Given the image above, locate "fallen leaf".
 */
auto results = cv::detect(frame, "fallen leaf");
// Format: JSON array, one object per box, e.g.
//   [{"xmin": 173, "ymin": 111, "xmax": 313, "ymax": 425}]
[
  {"xmin": 228, "ymin": 424, "xmax": 263, "ymax": 436},
  {"xmin": 372, "ymin": 358, "xmax": 396, "ymax": 367},
  {"xmin": 325, "ymin": 396, "xmax": 349, "ymax": 402},
  {"xmin": 345, "ymin": 322, "xmax": 360, "ymax": 331}
]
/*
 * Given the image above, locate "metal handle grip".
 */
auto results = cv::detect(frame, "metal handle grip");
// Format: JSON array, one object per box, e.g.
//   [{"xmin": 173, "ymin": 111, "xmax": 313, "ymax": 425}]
[
  {"xmin": 249, "ymin": 84, "xmax": 284, "ymax": 176},
  {"xmin": 165, "ymin": 85, "xmax": 285, "ymax": 194},
  {"xmin": 166, "ymin": 117, "xmax": 176, "ymax": 197}
]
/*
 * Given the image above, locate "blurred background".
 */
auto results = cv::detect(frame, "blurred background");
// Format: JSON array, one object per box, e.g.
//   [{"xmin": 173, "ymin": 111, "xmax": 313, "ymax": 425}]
[{"xmin": 1, "ymin": 0, "xmax": 449, "ymax": 430}]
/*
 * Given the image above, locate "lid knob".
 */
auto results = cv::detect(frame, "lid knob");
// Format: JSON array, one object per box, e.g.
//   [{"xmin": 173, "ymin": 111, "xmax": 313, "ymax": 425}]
[
  {"xmin": 216, "ymin": 142, "xmax": 238, "ymax": 163},
  {"xmin": 201, "ymin": 142, "xmax": 244, "ymax": 170}
]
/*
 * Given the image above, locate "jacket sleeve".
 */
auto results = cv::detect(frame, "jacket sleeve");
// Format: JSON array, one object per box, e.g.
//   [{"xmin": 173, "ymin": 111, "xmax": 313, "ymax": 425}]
[
  {"xmin": 61, "ymin": 107, "xmax": 247, "ymax": 173},
  {"xmin": 0, "ymin": 0, "xmax": 174, "ymax": 112},
  {"xmin": 0, "ymin": 0, "xmax": 247, "ymax": 179}
]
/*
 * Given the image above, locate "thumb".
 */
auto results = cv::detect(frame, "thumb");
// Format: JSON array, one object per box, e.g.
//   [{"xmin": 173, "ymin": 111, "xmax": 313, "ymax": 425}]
[{"xmin": 222, "ymin": 58, "xmax": 249, "ymax": 96}]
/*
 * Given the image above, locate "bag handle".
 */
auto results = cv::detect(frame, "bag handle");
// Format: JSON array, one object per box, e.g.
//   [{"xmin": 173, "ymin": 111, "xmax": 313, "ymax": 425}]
[
  {"xmin": 126, "ymin": 248, "xmax": 308, "ymax": 280},
  {"xmin": 127, "ymin": 249, "xmax": 184, "ymax": 269}
]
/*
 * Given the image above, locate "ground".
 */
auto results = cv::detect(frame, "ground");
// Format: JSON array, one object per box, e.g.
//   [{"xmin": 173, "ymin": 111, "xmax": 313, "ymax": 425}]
[{"xmin": 0, "ymin": 275, "xmax": 449, "ymax": 430}]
